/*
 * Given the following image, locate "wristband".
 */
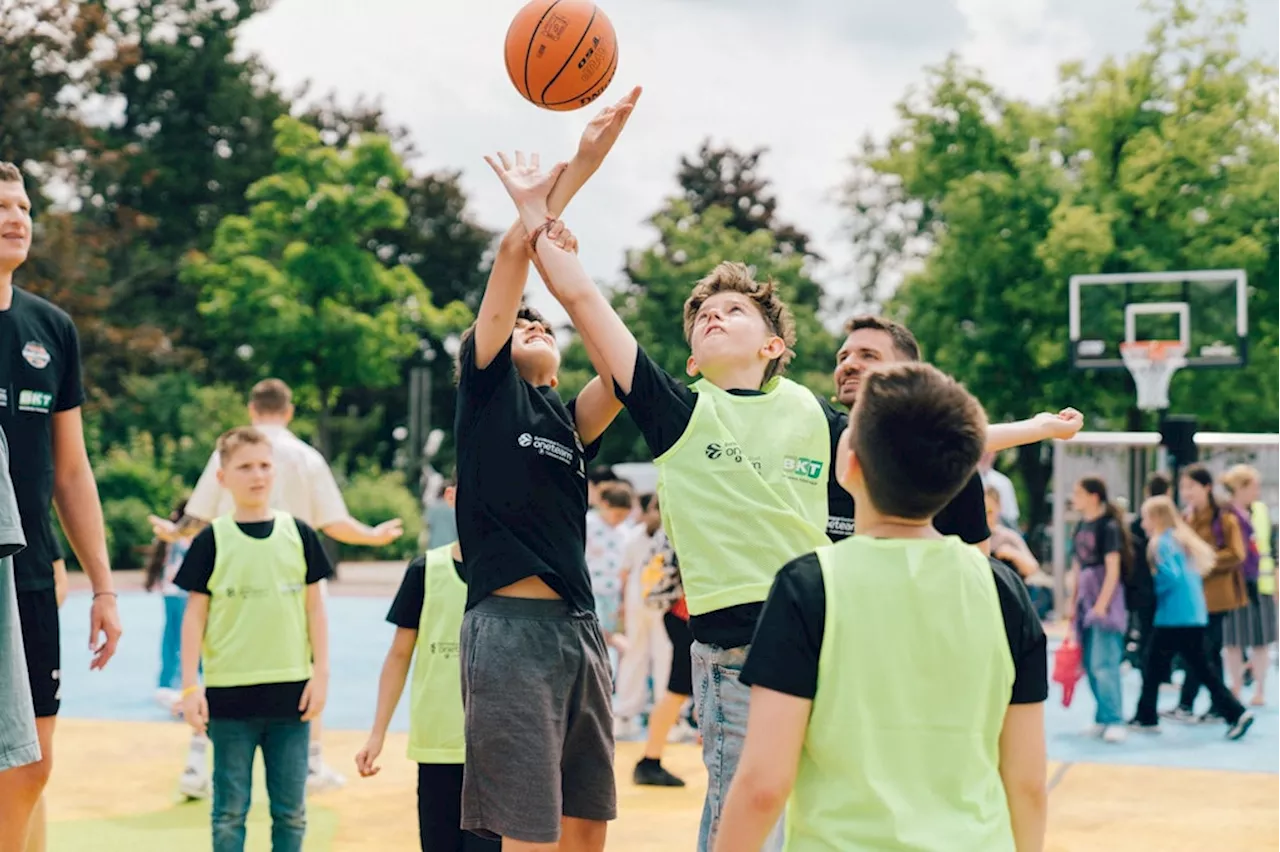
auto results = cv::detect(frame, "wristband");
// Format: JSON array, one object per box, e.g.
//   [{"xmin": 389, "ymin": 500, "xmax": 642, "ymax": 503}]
[
  {"xmin": 527, "ymin": 217, "xmax": 558, "ymax": 251},
  {"xmin": 181, "ymin": 685, "xmax": 201, "ymax": 698},
  {"xmin": 93, "ymin": 591, "xmax": 118, "ymax": 599}
]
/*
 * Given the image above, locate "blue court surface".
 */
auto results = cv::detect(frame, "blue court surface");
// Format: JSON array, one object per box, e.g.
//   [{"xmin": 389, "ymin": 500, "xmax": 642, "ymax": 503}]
[{"xmin": 58, "ymin": 592, "xmax": 1278, "ymax": 776}]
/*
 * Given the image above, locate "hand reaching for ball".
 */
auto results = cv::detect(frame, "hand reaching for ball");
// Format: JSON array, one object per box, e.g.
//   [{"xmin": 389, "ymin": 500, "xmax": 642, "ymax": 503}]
[
  {"xmin": 577, "ymin": 86, "xmax": 642, "ymax": 167},
  {"xmin": 484, "ymin": 151, "xmax": 568, "ymax": 232}
]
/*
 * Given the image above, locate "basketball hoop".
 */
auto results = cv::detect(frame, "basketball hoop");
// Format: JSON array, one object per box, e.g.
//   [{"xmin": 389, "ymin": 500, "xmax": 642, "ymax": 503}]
[{"xmin": 1120, "ymin": 340, "xmax": 1187, "ymax": 411}]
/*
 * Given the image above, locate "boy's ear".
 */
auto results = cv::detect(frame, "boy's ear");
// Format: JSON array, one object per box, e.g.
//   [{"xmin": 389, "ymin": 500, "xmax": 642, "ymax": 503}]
[
  {"xmin": 759, "ymin": 335, "xmax": 786, "ymax": 361},
  {"xmin": 685, "ymin": 354, "xmax": 700, "ymax": 378},
  {"xmin": 549, "ymin": 375, "xmax": 559, "ymax": 389},
  {"xmin": 215, "ymin": 467, "xmax": 226, "ymax": 488},
  {"xmin": 443, "ymin": 485, "xmax": 457, "ymax": 509}
]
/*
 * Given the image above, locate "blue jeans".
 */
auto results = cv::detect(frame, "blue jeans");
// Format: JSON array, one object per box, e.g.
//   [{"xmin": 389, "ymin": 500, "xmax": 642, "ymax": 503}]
[
  {"xmin": 1081, "ymin": 626, "xmax": 1124, "ymax": 725},
  {"xmin": 207, "ymin": 717, "xmax": 309, "ymax": 852},
  {"xmin": 691, "ymin": 641, "xmax": 784, "ymax": 852},
  {"xmin": 158, "ymin": 594, "xmax": 186, "ymax": 690}
]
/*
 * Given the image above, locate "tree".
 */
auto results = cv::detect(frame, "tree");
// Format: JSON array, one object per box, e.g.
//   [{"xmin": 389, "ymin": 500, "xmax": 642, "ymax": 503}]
[
  {"xmin": 183, "ymin": 115, "xmax": 472, "ymax": 458},
  {"xmin": 842, "ymin": 0, "xmax": 1279, "ymax": 532},
  {"xmin": 560, "ymin": 200, "xmax": 836, "ymax": 463},
  {"xmin": 677, "ymin": 140, "xmax": 816, "ymax": 259}
]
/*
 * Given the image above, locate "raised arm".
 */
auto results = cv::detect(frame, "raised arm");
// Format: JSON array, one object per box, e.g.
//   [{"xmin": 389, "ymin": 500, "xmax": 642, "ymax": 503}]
[
  {"xmin": 545, "ymin": 86, "xmax": 641, "ymax": 220},
  {"xmin": 472, "ymin": 217, "xmax": 537, "ymax": 369},
  {"xmin": 987, "ymin": 409, "xmax": 1084, "ymax": 452}
]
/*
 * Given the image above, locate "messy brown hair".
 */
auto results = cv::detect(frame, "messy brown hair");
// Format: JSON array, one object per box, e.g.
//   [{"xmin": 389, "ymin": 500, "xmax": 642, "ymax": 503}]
[
  {"xmin": 0, "ymin": 162, "xmax": 23, "ymax": 184},
  {"xmin": 682, "ymin": 261, "xmax": 796, "ymax": 383},
  {"xmin": 217, "ymin": 426, "xmax": 272, "ymax": 466},
  {"xmin": 249, "ymin": 378, "xmax": 292, "ymax": 415},
  {"xmin": 849, "ymin": 362, "xmax": 986, "ymax": 519}
]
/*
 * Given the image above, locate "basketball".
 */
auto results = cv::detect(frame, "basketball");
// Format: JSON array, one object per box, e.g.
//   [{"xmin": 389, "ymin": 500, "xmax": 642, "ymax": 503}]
[{"xmin": 504, "ymin": 0, "xmax": 618, "ymax": 112}]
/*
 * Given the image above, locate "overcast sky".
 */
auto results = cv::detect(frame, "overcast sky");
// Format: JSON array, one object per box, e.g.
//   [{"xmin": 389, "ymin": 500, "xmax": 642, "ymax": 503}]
[{"xmin": 236, "ymin": 0, "xmax": 1278, "ymax": 320}]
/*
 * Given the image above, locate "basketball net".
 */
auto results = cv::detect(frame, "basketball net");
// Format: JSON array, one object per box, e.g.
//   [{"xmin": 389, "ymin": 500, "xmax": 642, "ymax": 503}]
[{"xmin": 1120, "ymin": 340, "xmax": 1187, "ymax": 411}]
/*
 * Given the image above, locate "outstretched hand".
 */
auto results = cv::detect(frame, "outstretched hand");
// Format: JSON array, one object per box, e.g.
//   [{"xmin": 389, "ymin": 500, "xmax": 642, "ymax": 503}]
[
  {"xmin": 1037, "ymin": 408, "xmax": 1084, "ymax": 441},
  {"xmin": 484, "ymin": 151, "xmax": 567, "ymax": 230},
  {"xmin": 577, "ymin": 85, "xmax": 642, "ymax": 166}
]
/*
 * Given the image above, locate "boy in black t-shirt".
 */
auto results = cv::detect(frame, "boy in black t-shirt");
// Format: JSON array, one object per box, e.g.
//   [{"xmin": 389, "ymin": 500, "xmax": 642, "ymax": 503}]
[
  {"xmin": 718, "ymin": 363, "xmax": 1049, "ymax": 851},
  {"xmin": 453, "ymin": 86, "xmax": 639, "ymax": 852}
]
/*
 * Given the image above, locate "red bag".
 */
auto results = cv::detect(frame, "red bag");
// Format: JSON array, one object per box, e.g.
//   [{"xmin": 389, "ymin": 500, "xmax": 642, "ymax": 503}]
[{"xmin": 1052, "ymin": 636, "xmax": 1083, "ymax": 707}]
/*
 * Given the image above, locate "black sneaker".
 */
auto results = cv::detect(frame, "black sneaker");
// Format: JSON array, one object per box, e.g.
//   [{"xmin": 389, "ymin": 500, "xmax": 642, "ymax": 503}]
[
  {"xmin": 1160, "ymin": 707, "xmax": 1197, "ymax": 723},
  {"xmin": 1226, "ymin": 711, "xmax": 1255, "ymax": 741},
  {"xmin": 1197, "ymin": 709, "xmax": 1225, "ymax": 724},
  {"xmin": 633, "ymin": 759, "xmax": 686, "ymax": 787}
]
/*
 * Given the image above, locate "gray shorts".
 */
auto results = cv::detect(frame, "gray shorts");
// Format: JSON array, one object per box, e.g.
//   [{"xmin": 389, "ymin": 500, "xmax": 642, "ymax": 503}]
[
  {"xmin": 0, "ymin": 558, "xmax": 40, "ymax": 771},
  {"xmin": 460, "ymin": 596, "xmax": 616, "ymax": 843}
]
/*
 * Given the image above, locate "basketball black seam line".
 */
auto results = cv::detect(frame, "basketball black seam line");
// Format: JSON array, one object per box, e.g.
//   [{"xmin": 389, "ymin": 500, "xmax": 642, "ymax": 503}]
[
  {"xmin": 544, "ymin": 44, "xmax": 616, "ymax": 106},
  {"xmin": 539, "ymin": 4, "xmax": 597, "ymax": 104},
  {"xmin": 523, "ymin": 0, "xmax": 565, "ymax": 102}
]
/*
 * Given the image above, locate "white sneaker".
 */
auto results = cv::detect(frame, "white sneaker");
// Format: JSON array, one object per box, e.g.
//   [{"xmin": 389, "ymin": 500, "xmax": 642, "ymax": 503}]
[
  {"xmin": 306, "ymin": 761, "xmax": 346, "ymax": 793},
  {"xmin": 1102, "ymin": 725, "xmax": 1128, "ymax": 743},
  {"xmin": 154, "ymin": 688, "xmax": 179, "ymax": 711},
  {"xmin": 613, "ymin": 716, "xmax": 644, "ymax": 741},
  {"xmin": 668, "ymin": 720, "xmax": 699, "ymax": 744},
  {"xmin": 1083, "ymin": 724, "xmax": 1106, "ymax": 738},
  {"xmin": 178, "ymin": 765, "xmax": 211, "ymax": 799}
]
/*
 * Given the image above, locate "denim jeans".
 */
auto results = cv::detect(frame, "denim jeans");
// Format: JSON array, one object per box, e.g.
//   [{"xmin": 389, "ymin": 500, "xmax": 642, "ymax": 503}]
[
  {"xmin": 691, "ymin": 641, "xmax": 784, "ymax": 852},
  {"xmin": 158, "ymin": 594, "xmax": 186, "ymax": 690},
  {"xmin": 1081, "ymin": 626, "xmax": 1124, "ymax": 725},
  {"xmin": 208, "ymin": 717, "xmax": 309, "ymax": 852}
]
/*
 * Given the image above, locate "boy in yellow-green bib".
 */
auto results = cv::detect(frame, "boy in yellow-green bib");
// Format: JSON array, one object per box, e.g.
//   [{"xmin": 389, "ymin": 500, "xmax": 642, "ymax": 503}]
[
  {"xmin": 354, "ymin": 474, "xmax": 499, "ymax": 852},
  {"xmin": 176, "ymin": 427, "xmax": 332, "ymax": 852},
  {"xmin": 716, "ymin": 362, "xmax": 1049, "ymax": 852}
]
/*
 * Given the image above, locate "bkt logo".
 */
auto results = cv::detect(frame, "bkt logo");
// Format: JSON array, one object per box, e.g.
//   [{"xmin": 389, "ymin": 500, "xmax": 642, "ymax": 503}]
[
  {"xmin": 705, "ymin": 442, "xmax": 743, "ymax": 462},
  {"xmin": 783, "ymin": 456, "xmax": 824, "ymax": 480}
]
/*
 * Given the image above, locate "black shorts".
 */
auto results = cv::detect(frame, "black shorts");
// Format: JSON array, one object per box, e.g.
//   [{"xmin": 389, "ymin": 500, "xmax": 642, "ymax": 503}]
[
  {"xmin": 664, "ymin": 612, "xmax": 693, "ymax": 697},
  {"xmin": 460, "ymin": 596, "xmax": 616, "ymax": 844},
  {"xmin": 417, "ymin": 763, "xmax": 502, "ymax": 852},
  {"xmin": 16, "ymin": 589, "xmax": 60, "ymax": 717}
]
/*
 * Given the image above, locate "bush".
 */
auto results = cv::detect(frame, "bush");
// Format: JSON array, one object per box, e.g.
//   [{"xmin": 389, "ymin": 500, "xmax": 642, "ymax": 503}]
[
  {"xmin": 339, "ymin": 469, "xmax": 423, "ymax": 563},
  {"xmin": 102, "ymin": 497, "xmax": 158, "ymax": 572}
]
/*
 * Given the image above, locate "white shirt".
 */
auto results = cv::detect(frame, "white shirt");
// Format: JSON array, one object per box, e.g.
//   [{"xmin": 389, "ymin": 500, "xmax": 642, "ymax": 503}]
[
  {"xmin": 981, "ymin": 466, "xmax": 1020, "ymax": 528},
  {"xmin": 185, "ymin": 424, "xmax": 348, "ymax": 527}
]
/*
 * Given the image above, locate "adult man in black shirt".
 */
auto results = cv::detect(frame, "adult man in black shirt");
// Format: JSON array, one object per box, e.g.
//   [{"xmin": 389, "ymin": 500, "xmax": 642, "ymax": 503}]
[
  {"xmin": 0, "ymin": 161, "xmax": 121, "ymax": 849},
  {"xmin": 827, "ymin": 314, "xmax": 1084, "ymax": 549}
]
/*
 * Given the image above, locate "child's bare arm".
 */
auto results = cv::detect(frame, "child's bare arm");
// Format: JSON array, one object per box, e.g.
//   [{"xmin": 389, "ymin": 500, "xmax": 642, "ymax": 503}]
[
  {"xmin": 356, "ymin": 627, "xmax": 417, "ymax": 777},
  {"xmin": 301, "ymin": 582, "xmax": 330, "ymax": 721},
  {"xmin": 180, "ymin": 593, "xmax": 210, "ymax": 734},
  {"xmin": 999, "ymin": 702, "xmax": 1048, "ymax": 852}
]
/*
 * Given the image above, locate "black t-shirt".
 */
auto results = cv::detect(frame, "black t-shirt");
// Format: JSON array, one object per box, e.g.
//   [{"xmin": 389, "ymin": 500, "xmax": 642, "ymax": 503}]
[
  {"xmin": 454, "ymin": 334, "xmax": 598, "ymax": 614},
  {"xmin": 173, "ymin": 516, "xmax": 333, "ymax": 719},
  {"xmin": 387, "ymin": 554, "xmax": 468, "ymax": 629},
  {"xmin": 0, "ymin": 288, "xmax": 85, "ymax": 592},
  {"xmin": 741, "ymin": 551, "xmax": 1048, "ymax": 704},
  {"xmin": 618, "ymin": 348, "xmax": 846, "ymax": 648},
  {"xmin": 824, "ymin": 408, "xmax": 990, "ymax": 548},
  {"xmin": 1072, "ymin": 515, "xmax": 1121, "ymax": 569}
]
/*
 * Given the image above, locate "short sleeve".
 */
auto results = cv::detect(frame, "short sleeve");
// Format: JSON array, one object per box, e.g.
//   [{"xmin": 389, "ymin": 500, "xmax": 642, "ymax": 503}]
[
  {"xmin": 0, "ymin": 429, "xmax": 26, "ymax": 558},
  {"xmin": 53, "ymin": 318, "xmax": 85, "ymax": 412},
  {"xmin": 989, "ymin": 557, "xmax": 1049, "ymax": 704},
  {"xmin": 173, "ymin": 527, "xmax": 217, "ymax": 595},
  {"xmin": 1101, "ymin": 517, "xmax": 1122, "ymax": 556},
  {"xmin": 740, "ymin": 553, "xmax": 826, "ymax": 699},
  {"xmin": 613, "ymin": 347, "xmax": 697, "ymax": 458},
  {"xmin": 295, "ymin": 519, "xmax": 335, "ymax": 584},
  {"xmin": 387, "ymin": 557, "xmax": 427, "ymax": 629},
  {"xmin": 934, "ymin": 473, "xmax": 992, "ymax": 545},
  {"xmin": 306, "ymin": 454, "xmax": 349, "ymax": 529},
  {"xmin": 457, "ymin": 332, "xmax": 517, "ymax": 406},
  {"xmin": 184, "ymin": 451, "xmax": 225, "ymax": 522}
]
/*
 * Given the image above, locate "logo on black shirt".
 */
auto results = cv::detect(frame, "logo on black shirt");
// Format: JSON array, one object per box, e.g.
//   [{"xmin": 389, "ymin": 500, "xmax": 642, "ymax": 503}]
[
  {"xmin": 21, "ymin": 341, "xmax": 50, "ymax": 369},
  {"xmin": 17, "ymin": 390, "xmax": 52, "ymax": 414},
  {"xmin": 518, "ymin": 432, "xmax": 576, "ymax": 466},
  {"xmin": 518, "ymin": 432, "xmax": 533, "ymax": 447}
]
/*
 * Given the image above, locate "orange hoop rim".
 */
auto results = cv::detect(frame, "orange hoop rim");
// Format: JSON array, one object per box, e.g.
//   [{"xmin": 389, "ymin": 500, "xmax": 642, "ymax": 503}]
[{"xmin": 1119, "ymin": 340, "xmax": 1186, "ymax": 362}]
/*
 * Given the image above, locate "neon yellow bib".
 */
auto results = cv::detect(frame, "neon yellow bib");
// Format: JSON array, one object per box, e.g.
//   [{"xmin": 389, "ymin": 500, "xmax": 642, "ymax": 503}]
[
  {"xmin": 787, "ymin": 538, "xmax": 1015, "ymax": 851},
  {"xmin": 408, "ymin": 545, "xmax": 468, "ymax": 763},
  {"xmin": 204, "ymin": 512, "xmax": 312, "ymax": 688},
  {"xmin": 1253, "ymin": 501, "xmax": 1275, "ymax": 595},
  {"xmin": 655, "ymin": 376, "xmax": 830, "ymax": 616}
]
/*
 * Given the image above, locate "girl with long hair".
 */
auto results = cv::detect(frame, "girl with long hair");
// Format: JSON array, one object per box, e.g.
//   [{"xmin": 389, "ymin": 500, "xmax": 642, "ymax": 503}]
[
  {"xmin": 1220, "ymin": 465, "xmax": 1276, "ymax": 707},
  {"xmin": 1130, "ymin": 496, "xmax": 1253, "ymax": 739},
  {"xmin": 1068, "ymin": 475, "xmax": 1132, "ymax": 743},
  {"xmin": 1170, "ymin": 464, "xmax": 1247, "ymax": 723}
]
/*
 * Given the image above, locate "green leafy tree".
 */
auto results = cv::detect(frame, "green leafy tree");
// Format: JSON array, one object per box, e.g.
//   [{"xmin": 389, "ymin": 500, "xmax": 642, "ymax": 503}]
[
  {"xmin": 842, "ymin": 0, "xmax": 1279, "ymax": 531},
  {"xmin": 561, "ymin": 200, "xmax": 836, "ymax": 463},
  {"xmin": 183, "ymin": 115, "xmax": 471, "ymax": 458}
]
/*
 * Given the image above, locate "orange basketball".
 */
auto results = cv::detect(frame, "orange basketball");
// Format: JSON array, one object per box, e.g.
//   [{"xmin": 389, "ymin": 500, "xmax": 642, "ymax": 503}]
[{"xmin": 504, "ymin": 0, "xmax": 618, "ymax": 112}]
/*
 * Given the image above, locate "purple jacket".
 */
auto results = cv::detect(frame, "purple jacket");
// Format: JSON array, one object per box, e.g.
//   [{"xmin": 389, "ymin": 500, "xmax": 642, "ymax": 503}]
[
  {"xmin": 1077, "ymin": 564, "xmax": 1128, "ymax": 633},
  {"xmin": 1228, "ymin": 505, "xmax": 1261, "ymax": 582}
]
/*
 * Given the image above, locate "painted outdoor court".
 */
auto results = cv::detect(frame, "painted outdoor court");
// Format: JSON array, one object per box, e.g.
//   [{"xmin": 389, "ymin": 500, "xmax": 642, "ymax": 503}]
[{"xmin": 42, "ymin": 579, "xmax": 1279, "ymax": 851}]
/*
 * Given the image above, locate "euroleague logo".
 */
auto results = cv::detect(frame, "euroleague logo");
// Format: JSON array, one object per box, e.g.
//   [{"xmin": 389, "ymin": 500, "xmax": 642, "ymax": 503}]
[{"xmin": 518, "ymin": 432, "xmax": 533, "ymax": 447}]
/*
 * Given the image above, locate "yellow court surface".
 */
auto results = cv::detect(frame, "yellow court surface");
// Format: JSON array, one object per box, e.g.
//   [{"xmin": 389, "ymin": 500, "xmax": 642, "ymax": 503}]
[{"xmin": 44, "ymin": 719, "xmax": 1278, "ymax": 851}]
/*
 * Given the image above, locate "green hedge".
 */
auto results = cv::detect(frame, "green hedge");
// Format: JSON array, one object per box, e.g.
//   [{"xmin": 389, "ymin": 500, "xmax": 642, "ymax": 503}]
[{"xmin": 338, "ymin": 469, "xmax": 423, "ymax": 563}]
